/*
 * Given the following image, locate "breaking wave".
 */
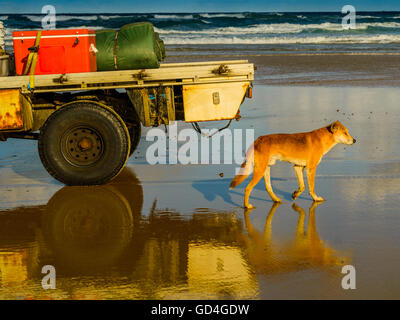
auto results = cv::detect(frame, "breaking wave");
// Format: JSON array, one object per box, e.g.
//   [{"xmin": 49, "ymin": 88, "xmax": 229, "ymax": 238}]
[
  {"xmin": 24, "ymin": 15, "xmax": 99, "ymax": 22},
  {"xmin": 163, "ymin": 34, "xmax": 400, "ymax": 45},
  {"xmin": 2, "ymin": 11, "xmax": 400, "ymax": 47}
]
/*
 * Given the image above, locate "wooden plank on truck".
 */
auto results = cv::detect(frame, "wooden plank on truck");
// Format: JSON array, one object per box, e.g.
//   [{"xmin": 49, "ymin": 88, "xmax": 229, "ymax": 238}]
[{"xmin": 0, "ymin": 61, "xmax": 254, "ymax": 93}]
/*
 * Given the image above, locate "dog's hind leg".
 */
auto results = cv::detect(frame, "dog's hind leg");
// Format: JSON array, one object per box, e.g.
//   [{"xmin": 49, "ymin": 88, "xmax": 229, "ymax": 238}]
[
  {"xmin": 264, "ymin": 166, "xmax": 281, "ymax": 203},
  {"xmin": 244, "ymin": 164, "xmax": 265, "ymax": 209},
  {"xmin": 292, "ymin": 165, "xmax": 305, "ymax": 200}
]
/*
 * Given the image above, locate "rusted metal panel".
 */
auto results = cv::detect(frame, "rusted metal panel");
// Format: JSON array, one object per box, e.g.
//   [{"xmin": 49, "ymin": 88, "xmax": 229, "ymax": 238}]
[
  {"xmin": 183, "ymin": 81, "xmax": 249, "ymax": 122},
  {"xmin": 0, "ymin": 89, "xmax": 33, "ymax": 132},
  {"xmin": 127, "ymin": 86, "xmax": 175, "ymax": 127}
]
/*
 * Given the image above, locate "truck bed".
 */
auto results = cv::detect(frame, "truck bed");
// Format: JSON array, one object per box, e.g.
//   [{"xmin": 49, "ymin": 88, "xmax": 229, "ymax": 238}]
[{"xmin": 0, "ymin": 60, "xmax": 254, "ymax": 93}]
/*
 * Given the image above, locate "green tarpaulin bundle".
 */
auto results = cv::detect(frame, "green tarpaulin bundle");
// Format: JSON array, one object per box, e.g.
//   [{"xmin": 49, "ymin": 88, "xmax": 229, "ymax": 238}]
[{"xmin": 95, "ymin": 22, "xmax": 165, "ymax": 71}]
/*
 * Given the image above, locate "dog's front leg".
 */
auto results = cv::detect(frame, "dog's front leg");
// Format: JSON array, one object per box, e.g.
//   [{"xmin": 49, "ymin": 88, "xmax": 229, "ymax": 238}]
[
  {"xmin": 306, "ymin": 166, "xmax": 325, "ymax": 202},
  {"xmin": 292, "ymin": 165, "xmax": 305, "ymax": 200}
]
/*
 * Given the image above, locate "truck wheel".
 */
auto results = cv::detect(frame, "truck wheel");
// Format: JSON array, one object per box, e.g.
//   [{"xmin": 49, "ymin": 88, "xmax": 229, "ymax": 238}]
[{"xmin": 38, "ymin": 102, "xmax": 131, "ymax": 185}]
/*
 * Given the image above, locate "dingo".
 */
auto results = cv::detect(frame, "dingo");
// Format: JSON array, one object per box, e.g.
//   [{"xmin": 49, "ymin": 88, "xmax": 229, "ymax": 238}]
[{"xmin": 230, "ymin": 121, "xmax": 356, "ymax": 208}]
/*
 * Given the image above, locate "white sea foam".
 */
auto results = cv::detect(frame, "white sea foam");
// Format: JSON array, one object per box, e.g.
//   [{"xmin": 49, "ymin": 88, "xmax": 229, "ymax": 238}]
[
  {"xmin": 3, "ymin": 27, "xmax": 12, "ymax": 47},
  {"xmin": 155, "ymin": 22, "xmax": 400, "ymax": 36},
  {"xmin": 58, "ymin": 15, "xmax": 99, "ymax": 21},
  {"xmin": 153, "ymin": 14, "xmax": 194, "ymax": 20},
  {"xmin": 24, "ymin": 15, "xmax": 99, "ymax": 22},
  {"xmin": 100, "ymin": 15, "xmax": 125, "ymax": 20},
  {"xmin": 0, "ymin": 16, "xmax": 8, "ymax": 21},
  {"xmin": 199, "ymin": 13, "xmax": 246, "ymax": 19},
  {"xmin": 99, "ymin": 14, "xmax": 147, "ymax": 20},
  {"xmin": 356, "ymin": 15, "xmax": 379, "ymax": 19},
  {"xmin": 162, "ymin": 34, "xmax": 400, "ymax": 45}
]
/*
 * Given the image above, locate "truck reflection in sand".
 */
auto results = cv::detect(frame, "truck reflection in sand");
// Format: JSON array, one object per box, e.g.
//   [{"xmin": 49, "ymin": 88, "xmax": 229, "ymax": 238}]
[{"xmin": 0, "ymin": 168, "xmax": 350, "ymax": 299}]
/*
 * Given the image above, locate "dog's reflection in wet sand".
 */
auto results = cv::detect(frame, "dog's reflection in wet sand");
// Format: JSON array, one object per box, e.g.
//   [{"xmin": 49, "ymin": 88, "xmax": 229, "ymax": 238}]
[{"xmin": 242, "ymin": 202, "xmax": 350, "ymax": 275}]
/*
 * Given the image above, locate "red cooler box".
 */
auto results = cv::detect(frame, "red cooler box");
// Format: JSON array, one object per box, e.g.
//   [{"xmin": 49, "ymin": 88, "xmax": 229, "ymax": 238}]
[{"xmin": 13, "ymin": 29, "xmax": 97, "ymax": 75}]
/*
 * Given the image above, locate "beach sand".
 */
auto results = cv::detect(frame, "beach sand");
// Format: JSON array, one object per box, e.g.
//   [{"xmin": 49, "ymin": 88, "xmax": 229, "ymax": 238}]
[
  {"xmin": 166, "ymin": 52, "xmax": 400, "ymax": 86},
  {"xmin": 1, "ymin": 60, "xmax": 400, "ymax": 299}
]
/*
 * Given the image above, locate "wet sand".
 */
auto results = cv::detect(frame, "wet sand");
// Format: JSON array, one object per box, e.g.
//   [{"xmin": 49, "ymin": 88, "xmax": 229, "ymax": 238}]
[
  {"xmin": 1, "ymin": 85, "xmax": 400, "ymax": 299},
  {"xmin": 166, "ymin": 52, "xmax": 400, "ymax": 86}
]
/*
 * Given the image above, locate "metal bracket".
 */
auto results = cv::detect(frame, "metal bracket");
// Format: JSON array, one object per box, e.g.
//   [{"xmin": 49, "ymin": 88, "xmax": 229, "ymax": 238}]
[
  {"xmin": 53, "ymin": 74, "xmax": 68, "ymax": 84},
  {"xmin": 134, "ymin": 70, "xmax": 146, "ymax": 85},
  {"xmin": 212, "ymin": 64, "xmax": 230, "ymax": 75}
]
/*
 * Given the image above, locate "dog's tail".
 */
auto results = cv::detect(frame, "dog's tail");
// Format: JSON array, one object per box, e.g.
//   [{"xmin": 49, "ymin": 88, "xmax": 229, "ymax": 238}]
[{"xmin": 229, "ymin": 144, "xmax": 255, "ymax": 190}]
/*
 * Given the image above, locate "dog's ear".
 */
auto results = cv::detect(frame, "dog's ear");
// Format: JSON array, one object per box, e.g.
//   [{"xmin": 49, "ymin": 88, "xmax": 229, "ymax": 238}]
[{"xmin": 328, "ymin": 121, "xmax": 340, "ymax": 133}]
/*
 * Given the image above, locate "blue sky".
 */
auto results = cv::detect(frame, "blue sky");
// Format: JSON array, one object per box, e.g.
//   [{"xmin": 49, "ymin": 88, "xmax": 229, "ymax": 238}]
[{"xmin": 1, "ymin": 0, "xmax": 399, "ymax": 13}]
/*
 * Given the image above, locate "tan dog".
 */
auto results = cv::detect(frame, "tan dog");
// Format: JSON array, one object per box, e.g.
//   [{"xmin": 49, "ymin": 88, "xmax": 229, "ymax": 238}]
[{"xmin": 230, "ymin": 121, "xmax": 356, "ymax": 208}]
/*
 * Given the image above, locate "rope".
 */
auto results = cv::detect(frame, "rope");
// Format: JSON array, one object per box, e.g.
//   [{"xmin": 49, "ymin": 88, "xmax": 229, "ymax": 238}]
[{"xmin": 191, "ymin": 119, "xmax": 233, "ymax": 138}]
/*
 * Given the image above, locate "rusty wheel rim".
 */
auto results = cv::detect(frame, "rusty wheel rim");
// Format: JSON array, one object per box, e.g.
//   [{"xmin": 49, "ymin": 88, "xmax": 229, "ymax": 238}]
[{"xmin": 61, "ymin": 127, "xmax": 104, "ymax": 167}]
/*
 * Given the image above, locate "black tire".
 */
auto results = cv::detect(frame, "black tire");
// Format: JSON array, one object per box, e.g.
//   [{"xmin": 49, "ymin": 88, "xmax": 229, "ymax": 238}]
[{"xmin": 38, "ymin": 102, "xmax": 130, "ymax": 185}]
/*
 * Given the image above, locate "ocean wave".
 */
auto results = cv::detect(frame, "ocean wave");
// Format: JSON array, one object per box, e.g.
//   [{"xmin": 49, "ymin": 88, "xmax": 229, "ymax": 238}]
[
  {"xmin": 356, "ymin": 15, "xmax": 379, "ymax": 19},
  {"xmin": 3, "ymin": 12, "xmax": 400, "ymax": 49},
  {"xmin": 155, "ymin": 22, "xmax": 400, "ymax": 36},
  {"xmin": 24, "ymin": 15, "xmax": 99, "ymax": 22},
  {"xmin": 153, "ymin": 14, "xmax": 194, "ymax": 20},
  {"xmin": 199, "ymin": 13, "xmax": 246, "ymax": 19},
  {"xmin": 98, "ymin": 14, "xmax": 147, "ymax": 20},
  {"xmin": 58, "ymin": 15, "xmax": 99, "ymax": 21},
  {"xmin": 163, "ymin": 34, "xmax": 400, "ymax": 45},
  {"xmin": 0, "ymin": 16, "xmax": 8, "ymax": 21},
  {"xmin": 99, "ymin": 15, "xmax": 134, "ymax": 20}
]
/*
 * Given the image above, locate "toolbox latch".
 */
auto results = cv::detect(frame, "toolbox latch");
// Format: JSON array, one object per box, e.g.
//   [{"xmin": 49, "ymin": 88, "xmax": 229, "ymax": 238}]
[{"xmin": 212, "ymin": 92, "xmax": 220, "ymax": 105}]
